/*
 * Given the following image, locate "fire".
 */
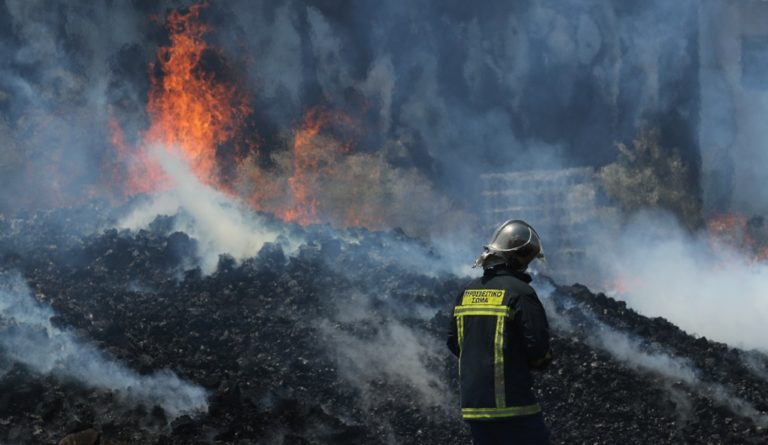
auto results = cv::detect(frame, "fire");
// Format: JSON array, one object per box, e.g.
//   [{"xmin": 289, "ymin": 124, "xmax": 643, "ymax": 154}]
[
  {"xmin": 611, "ymin": 275, "xmax": 643, "ymax": 295},
  {"xmin": 706, "ymin": 213, "xmax": 753, "ymax": 253},
  {"xmin": 706, "ymin": 213, "xmax": 768, "ymax": 263},
  {"xmin": 109, "ymin": 115, "xmax": 156, "ymax": 195},
  {"xmin": 111, "ymin": 2, "xmax": 253, "ymax": 194},
  {"xmin": 146, "ymin": 2, "xmax": 252, "ymax": 186},
  {"xmin": 280, "ymin": 107, "xmax": 358, "ymax": 226},
  {"xmin": 108, "ymin": 2, "xmax": 379, "ymax": 230},
  {"xmin": 281, "ymin": 109, "xmax": 326, "ymax": 225}
]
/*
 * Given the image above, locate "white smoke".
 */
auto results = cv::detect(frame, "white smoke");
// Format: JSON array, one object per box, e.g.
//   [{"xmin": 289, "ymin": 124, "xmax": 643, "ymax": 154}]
[
  {"xmin": 118, "ymin": 146, "xmax": 293, "ymax": 273},
  {"xmin": 593, "ymin": 325, "xmax": 767, "ymax": 425},
  {"xmin": 316, "ymin": 282, "xmax": 454, "ymax": 411},
  {"xmin": 115, "ymin": 145, "xmax": 475, "ymax": 278},
  {"xmin": 0, "ymin": 273, "xmax": 208, "ymax": 419},
  {"xmin": 537, "ymin": 280, "xmax": 768, "ymax": 426},
  {"xmin": 740, "ymin": 350, "xmax": 768, "ymax": 383},
  {"xmin": 591, "ymin": 211, "xmax": 768, "ymax": 351},
  {"xmin": 318, "ymin": 318, "xmax": 452, "ymax": 409}
]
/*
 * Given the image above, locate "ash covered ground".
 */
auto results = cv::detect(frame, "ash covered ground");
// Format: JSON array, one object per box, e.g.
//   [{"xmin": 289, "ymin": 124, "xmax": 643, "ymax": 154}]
[
  {"xmin": 3, "ymin": 1, "xmax": 768, "ymax": 443},
  {"xmin": 1, "ymin": 208, "xmax": 768, "ymax": 445}
]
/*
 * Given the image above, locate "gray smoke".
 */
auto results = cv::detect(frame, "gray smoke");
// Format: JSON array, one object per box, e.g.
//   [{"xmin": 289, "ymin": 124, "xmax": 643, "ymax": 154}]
[
  {"xmin": 117, "ymin": 146, "xmax": 291, "ymax": 274},
  {"xmin": 0, "ymin": 0, "xmax": 165, "ymax": 210},
  {"xmin": 740, "ymin": 350, "xmax": 768, "ymax": 383},
  {"xmin": 318, "ymin": 317, "xmax": 452, "ymax": 409},
  {"xmin": 116, "ymin": 146, "xmax": 474, "ymax": 276},
  {"xmin": 0, "ymin": 273, "xmax": 208, "ymax": 418},
  {"xmin": 537, "ymin": 280, "xmax": 768, "ymax": 426},
  {"xmin": 0, "ymin": 0, "xmax": 707, "ymax": 224},
  {"xmin": 4, "ymin": 1, "xmax": 768, "ymax": 426},
  {"xmin": 587, "ymin": 211, "xmax": 768, "ymax": 351}
]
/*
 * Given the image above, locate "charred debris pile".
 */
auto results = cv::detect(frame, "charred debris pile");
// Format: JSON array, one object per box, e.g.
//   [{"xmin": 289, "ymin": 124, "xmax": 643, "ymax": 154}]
[{"xmin": 1, "ymin": 208, "xmax": 768, "ymax": 444}]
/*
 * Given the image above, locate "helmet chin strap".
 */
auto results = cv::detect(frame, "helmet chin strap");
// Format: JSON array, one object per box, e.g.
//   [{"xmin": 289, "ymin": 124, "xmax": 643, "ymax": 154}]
[
  {"xmin": 473, "ymin": 249, "xmax": 520, "ymax": 270},
  {"xmin": 472, "ymin": 250, "xmax": 492, "ymax": 268}
]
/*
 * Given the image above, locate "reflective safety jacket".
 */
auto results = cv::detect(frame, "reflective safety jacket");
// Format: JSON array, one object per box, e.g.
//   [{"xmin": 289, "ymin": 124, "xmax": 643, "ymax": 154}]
[{"xmin": 447, "ymin": 266, "xmax": 551, "ymax": 421}]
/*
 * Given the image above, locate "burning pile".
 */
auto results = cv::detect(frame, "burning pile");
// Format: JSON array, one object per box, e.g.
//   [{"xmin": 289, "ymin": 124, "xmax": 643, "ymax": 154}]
[
  {"xmin": 111, "ymin": 2, "xmax": 254, "ymax": 194},
  {"xmin": 2, "ymin": 209, "xmax": 768, "ymax": 444},
  {"xmin": 2, "ymin": 2, "xmax": 768, "ymax": 444},
  {"xmin": 108, "ymin": 2, "xmax": 455, "ymax": 239}
]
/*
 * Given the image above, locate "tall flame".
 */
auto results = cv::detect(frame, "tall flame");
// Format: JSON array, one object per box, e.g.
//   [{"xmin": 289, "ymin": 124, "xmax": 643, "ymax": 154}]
[
  {"xmin": 108, "ymin": 2, "xmax": 383, "ymax": 230},
  {"xmin": 146, "ymin": 2, "xmax": 252, "ymax": 186},
  {"xmin": 112, "ymin": 2, "xmax": 252, "ymax": 194}
]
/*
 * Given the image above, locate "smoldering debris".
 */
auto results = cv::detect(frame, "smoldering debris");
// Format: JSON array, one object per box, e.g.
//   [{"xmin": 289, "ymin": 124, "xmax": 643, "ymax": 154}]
[
  {"xmin": 537, "ymin": 279, "xmax": 768, "ymax": 441},
  {"xmin": 0, "ymin": 273, "xmax": 208, "ymax": 419},
  {"xmin": 2, "ymin": 211, "xmax": 768, "ymax": 444},
  {"xmin": 117, "ymin": 147, "xmax": 288, "ymax": 274},
  {"xmin": 591, "ymin": 212, "xmax": 768, "ymax": 351},
  {"xmin": 537, "ymin": 279, "xmax": 768, "ymax": 427}
]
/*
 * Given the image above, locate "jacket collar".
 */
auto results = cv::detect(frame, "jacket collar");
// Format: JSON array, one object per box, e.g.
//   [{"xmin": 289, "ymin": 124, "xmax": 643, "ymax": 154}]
[{"xmin": 483, "ymin": 265, "xmax": 532, "ymax": 283}]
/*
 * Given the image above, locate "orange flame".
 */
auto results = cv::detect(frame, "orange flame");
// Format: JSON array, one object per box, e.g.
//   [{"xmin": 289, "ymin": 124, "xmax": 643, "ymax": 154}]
[
  {"xmin": 280, "ymin": 107, "xmax": 358, "ymax": 225},
  {"xmin": 706, "ymin": 213, "xmax": 768, "ymax": 263},
  {"xmin": 112, "ymin": 2, "xmax": 253, "ymax": 195},
  {"xmin": 109, "ymin": 115, "xmax": 156, "ymax": 194},
  {"xmin": 611, "ymin": 275, "xmax": 643, "ymax": 295},
  {"xmin": 280, "ymin": 109, "xmax": 331, "ymax": 224},
  {"xmin": 108, "ymin": 2, "xmax": 385, "ymax": 230},
  {"xmin": 707, "ymin": 214, "xmax": 753, "ymax": 251}
]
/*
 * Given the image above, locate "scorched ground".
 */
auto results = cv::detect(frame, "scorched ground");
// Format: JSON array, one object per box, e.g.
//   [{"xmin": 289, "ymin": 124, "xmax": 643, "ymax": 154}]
[{"xmin": 1, "ymin": 208, "xmax": 767, "ymax": 444}]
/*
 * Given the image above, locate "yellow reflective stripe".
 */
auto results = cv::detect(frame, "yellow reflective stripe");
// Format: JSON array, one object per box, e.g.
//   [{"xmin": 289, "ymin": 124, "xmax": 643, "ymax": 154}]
[
  {"xmin": 461, "ymin": 404, "xmax": 541, "ymax": 419},
  {"xmin": 457, "ymin": 316, "xmax": 464, "ymax": 377},
  {"xmin": 454, "ymin": 306, "xmax": 509, "ymax": 317},
  {"xmin": 456, "ymin": 304, "xmax": 507, "ymax": 311},
  {"xmin": 494, "ymin": 315, "xmax": 506, "ymax": 408},
  {"xmin": 454, "ymin": 310, "xmax": 508, "ymax": 317}
]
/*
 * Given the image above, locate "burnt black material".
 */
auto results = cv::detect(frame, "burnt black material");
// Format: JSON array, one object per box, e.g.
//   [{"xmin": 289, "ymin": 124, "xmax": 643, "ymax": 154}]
[{"xmin": 1, "ymin": 208, "xmax": 767, "ymax": 444}]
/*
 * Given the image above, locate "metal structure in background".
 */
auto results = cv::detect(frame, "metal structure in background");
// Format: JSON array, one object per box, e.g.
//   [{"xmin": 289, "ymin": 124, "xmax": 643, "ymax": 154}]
[{"xmin": 480, "ymin": 167, "xmax": 618, "ymax": 283}]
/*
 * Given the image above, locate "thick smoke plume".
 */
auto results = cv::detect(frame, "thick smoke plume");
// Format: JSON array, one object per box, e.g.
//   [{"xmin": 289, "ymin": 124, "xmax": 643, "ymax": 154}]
[
  {"xmin": 118, "ymin": 146, "xmax": 287, "ymax": 273},
  {"xmin": 0, "ymin": 0, "xmax": 705, "ymax": 232},
  {"xmin": 318, "ymin": 317, "xmax": 451, "ymax": 409},
  {"xmin": 0, "ymin": 273, "xmax": 208, "ymax": 418},
  {"xmin": 587, "ymin": 212, "xmax": 768, "ymax": 351},
  {"xmin": 117, "ymin": 146, "xmax": 475, "ymax": 276}
]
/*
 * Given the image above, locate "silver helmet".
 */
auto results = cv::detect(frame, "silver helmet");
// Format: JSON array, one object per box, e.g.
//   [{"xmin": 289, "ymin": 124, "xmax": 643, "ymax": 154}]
[{"xmin": 473, "ymin": 219, "xmax": 545, "ymax": 270}]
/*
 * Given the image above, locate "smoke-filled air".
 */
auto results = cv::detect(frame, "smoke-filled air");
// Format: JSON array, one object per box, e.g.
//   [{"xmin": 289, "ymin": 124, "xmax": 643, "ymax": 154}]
[{"xmin": 1, "ymin": 0, "xmax": 767, "ymax": 443}]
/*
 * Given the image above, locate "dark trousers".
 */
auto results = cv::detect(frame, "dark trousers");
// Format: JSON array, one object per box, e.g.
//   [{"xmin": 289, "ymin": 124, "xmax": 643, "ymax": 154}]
[{"xmin": 467, "ymin": 413, "xmax": 550, "ymax": 445}]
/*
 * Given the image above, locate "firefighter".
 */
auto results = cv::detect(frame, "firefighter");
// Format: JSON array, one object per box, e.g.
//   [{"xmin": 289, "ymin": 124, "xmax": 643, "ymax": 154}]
[{"xmin": 447, "ymin": 219, "xmax": 552, "ymax": 445}]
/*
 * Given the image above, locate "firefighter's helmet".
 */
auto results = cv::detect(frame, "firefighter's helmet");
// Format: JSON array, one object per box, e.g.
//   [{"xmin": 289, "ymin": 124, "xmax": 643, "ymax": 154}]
[{"xmin": 473, "ymin": 219, "xmax": 545, "ymax": 270}]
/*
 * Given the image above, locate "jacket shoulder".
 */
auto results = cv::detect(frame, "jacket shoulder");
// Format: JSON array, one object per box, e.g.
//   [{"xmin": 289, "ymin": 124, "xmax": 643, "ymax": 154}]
[{"xmin": 496, "ymin": 274, "xmax": 536, "ymax": 297}]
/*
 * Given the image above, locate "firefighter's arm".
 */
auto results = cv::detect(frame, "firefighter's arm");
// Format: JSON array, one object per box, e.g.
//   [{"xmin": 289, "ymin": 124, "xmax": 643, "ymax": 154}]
[
  {"xmin": 515, "ymin": 291, "xmax": 552, "ymax": 370},
  {"xmin": 446, "ymin": 291, "xmax": 462, "ymax": 357}
]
